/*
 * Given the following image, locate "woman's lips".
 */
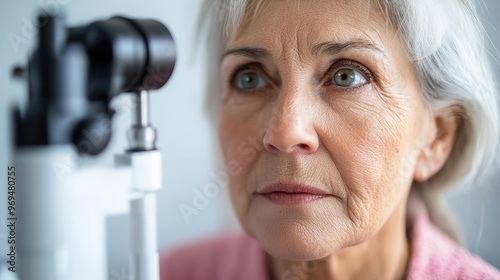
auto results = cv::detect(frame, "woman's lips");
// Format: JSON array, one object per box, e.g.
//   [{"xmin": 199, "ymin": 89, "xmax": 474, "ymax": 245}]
[{"xmin": 257, "ymin": 183, "xmax": 332, "ymax": 206}]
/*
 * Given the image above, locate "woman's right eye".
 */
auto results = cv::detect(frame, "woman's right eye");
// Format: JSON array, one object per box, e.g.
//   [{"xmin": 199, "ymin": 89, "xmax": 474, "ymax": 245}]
[{"xmin": 233, "ymin": 69, "xmax": 268, "ymax": 91}]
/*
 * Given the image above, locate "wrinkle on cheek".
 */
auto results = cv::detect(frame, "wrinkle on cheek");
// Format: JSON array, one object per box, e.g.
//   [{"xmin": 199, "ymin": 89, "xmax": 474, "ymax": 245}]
[
  {"xmin": 321, "ymin": 95, "xmax": 408, "ymax": 226},
  {"xmin": 369, "ymin": 114, "xmax": 405, "ymax": 173},
  {"xmin": 345, "ymin": 189, "xmax": 371, "ymax": 230},
  {"xmin": 371, "ymin": 85, "xmax": 425, "ymax": 155}
]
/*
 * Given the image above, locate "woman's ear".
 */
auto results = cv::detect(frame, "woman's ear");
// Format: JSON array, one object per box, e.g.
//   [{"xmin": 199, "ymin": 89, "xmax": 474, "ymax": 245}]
[{"xmin": 414, "ymin": 110, "xmax": 461, "ymax": 183}]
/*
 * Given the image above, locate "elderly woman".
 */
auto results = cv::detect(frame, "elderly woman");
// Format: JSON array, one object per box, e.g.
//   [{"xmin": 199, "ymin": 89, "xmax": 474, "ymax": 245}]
[{"xmin": 161, "ymin": 0, "xmax": 500, "ymax": 279}]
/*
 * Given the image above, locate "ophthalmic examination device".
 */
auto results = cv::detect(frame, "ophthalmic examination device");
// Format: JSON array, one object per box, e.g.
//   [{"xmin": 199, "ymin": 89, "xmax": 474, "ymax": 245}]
[{"xmin": 8, "ymin": 10, "xmax": 175, "ymax": 280}]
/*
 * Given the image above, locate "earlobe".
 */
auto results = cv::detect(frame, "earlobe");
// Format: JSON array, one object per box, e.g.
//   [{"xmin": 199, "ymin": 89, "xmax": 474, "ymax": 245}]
[
  {"xmin": 413, "ymin": 148, "xmax": 433, "ymax": 183},
  {"xmin": 413, "ymin": 111, "xmax": 461, "ymax": 183}
]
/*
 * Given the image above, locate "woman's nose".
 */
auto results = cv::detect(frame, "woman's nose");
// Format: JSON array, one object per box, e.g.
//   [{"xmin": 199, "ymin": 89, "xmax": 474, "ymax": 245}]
[{"xmin": 262, "ymin": 99, "xmax": 319, "ymax": 155}]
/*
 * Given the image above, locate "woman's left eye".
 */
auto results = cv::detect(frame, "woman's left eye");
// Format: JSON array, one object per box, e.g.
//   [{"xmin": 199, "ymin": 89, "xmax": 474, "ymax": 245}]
[
  {"xmin": 331, "ymin": 69, "xmax": 367, "ymax": 87},
  {"xmin": 234, "ymin": 69, "xmax": 268, "ymax": 91}
]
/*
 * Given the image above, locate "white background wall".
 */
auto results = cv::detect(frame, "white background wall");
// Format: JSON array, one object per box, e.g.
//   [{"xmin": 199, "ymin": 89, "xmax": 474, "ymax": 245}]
[{"xmin": 0, "ymin": 0, "xmax": 499, "ymax": 279}]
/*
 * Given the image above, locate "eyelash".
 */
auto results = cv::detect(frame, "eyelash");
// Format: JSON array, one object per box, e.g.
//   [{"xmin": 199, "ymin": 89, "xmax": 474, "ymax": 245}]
[{"xmin": 227, "ymin": 60, "xmax": 374, "ymax": 91}]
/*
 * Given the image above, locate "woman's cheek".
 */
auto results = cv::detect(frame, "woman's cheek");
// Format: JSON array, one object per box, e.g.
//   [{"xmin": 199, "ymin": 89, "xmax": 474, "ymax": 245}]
[
  {"xmin": 219, "ymin": 117, "xmax": 252, "ymax": 228},
  {"xmin": 321, "ymin": 96, "xmax": 409, "ymax": 225},
  {"xmin": 219, "ymin": 109, "xmax": 261, "ymax": 197}
]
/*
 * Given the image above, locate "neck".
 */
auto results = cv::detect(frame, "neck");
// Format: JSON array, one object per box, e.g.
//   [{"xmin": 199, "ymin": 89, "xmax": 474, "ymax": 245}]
[{"xmin": 267, "ymin": 200, "xmax": 410, "ymax": 280}]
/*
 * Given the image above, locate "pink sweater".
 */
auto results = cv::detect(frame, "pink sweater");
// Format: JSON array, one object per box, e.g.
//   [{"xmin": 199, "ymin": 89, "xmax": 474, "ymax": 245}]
[{"xmin": 160, "ymin": 210, "xmax": 500, "ymax": 280}]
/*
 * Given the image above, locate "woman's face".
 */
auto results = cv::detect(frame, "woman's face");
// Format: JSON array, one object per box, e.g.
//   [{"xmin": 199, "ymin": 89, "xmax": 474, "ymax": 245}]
[{"xmin": 219, "ymin": 0, "xmax": 432, "ymax": 260}]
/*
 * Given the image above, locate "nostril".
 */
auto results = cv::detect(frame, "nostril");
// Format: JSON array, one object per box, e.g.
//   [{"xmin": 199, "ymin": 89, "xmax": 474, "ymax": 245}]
[
  {"xmin": 265, "ymin": 143, "xmax": 278, "ymax": 151},
  {"xmin": 298, "ymin": 144, "xmax": 309, "ymax": 150}
]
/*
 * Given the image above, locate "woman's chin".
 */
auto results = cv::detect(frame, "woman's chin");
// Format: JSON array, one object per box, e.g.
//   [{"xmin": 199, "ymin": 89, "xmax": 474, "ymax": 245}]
[
  {"xmin": 244, "ymin": 200, "xmax": 359, "ymax": 261},
  {"xmin": 248, "ymin": 222, "xmax": 348, "ymax": 261},
  {"xmin": 265, "ymin": 246, "xmax": 330, "ymax": 262}
]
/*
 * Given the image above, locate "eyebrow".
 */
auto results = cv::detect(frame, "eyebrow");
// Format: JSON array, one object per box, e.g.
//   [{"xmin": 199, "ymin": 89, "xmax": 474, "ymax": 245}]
[
  {"xmin": 222, "ymin": 39, "xmax": 386, "ymax": 61},
  {"xmin": 221, "ymin": 47, "xmax": 271, "ymax": 61},
  {"xmin": 312, "ymin": 40, "xmax": 386, "ymax": 57}
]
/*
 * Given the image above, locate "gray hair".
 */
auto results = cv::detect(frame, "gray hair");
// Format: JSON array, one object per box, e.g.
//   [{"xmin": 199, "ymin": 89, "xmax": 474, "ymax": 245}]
[{"xmin": 198, "ymin": 0, "xmax": 500, "ymax": 243}]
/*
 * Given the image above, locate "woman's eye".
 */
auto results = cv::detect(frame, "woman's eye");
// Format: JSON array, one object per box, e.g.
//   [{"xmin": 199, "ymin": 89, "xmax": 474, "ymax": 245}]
[
  {"xmin": 234, "ymin": 70, "xmax": 267, "ymax": 91},
  {"xmin": 332, "ymin": 69, "xmax": 367, "ymax": 87}
]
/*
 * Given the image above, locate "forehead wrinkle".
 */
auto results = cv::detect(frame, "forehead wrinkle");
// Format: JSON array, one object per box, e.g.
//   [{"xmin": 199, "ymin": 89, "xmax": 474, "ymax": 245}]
[
  {"xmin": 280, "ymin": 27, "xmax": 309, "ymax": 66},
  {"xmin": 235, "ymin": 5, "xmax": 390, "ymax": 58},
  {"xmin": 227, "ymin": 0, "xmax": 409, "ymax": 85}
]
